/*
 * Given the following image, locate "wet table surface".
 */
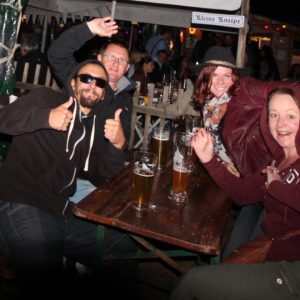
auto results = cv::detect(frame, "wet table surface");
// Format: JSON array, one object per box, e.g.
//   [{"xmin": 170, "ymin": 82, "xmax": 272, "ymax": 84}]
[{"xmin": 74, "ymin": 155, "xmax": 232, "ymax": 256}]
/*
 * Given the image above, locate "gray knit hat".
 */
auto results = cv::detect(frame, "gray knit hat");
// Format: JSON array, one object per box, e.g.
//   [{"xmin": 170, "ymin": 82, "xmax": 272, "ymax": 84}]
[{"xmin": 202, "ymin": 46, "xmax": 236, "ymax": 69}]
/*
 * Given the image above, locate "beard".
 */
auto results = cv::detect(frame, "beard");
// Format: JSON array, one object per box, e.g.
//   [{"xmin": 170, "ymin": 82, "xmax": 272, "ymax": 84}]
[{"xmin": 79, "ymin": 88, "xmax": 104, "ymax": 109}]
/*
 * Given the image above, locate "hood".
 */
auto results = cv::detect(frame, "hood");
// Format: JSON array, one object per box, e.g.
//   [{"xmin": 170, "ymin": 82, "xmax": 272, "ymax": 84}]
[
  {"xmin": 64, "ymin": 59, "xmax": 113, "ymax": 172},
  {"xmin": 66, "ymin": 59, "xmax": 114, "ymax": 116},
  {"xmin": 116, "ymin": 76, "xmax": 134, "ymax": 94},
  {"xmin": 260, "ymin": 89, "xmax": 300, "ymax": 162}
]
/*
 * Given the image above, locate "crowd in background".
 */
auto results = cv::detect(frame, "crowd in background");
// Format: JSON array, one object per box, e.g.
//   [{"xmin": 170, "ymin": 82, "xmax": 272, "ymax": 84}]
[
  {"xmin": 15, "ymin": 16, "xmax": 300, "ymax": 98},
  {"xmin": 3, "ymin": 14, "xmax": 300, "ymax": 300}
]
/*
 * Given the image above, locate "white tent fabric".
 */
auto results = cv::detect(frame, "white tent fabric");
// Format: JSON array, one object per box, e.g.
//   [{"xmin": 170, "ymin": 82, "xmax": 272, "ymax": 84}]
[
  {"xmin": 24, "ymin": 0, "xmax": 248, "ymax": 67},
  {"xmin": 134, "ymin": 0, "xmax": 242, "ymax": 11},
  {"xmin": 25, "ymin": 0, "xmax": 243, "ymax": 28}
]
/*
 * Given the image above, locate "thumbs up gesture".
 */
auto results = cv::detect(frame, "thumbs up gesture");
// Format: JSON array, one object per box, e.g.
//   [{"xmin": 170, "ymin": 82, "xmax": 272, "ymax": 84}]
[
  {"xmin": 49, "ymin": 97, "xmax": 73, "ymax": 131},
  {"xmin": 104, "ymin": 108, "xmax": 125, "ymax": 149}
]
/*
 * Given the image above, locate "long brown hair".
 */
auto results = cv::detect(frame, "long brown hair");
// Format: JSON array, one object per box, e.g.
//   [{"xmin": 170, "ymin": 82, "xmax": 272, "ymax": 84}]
[{"xmin": 193, "ymin": 65, "xmax": 240, "ymax": 106}]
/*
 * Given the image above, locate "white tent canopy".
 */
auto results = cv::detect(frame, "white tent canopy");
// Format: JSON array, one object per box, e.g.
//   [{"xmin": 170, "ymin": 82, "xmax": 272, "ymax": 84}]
[
  {"xmin": 23, "ymin": 0, "xmax": 248, "ymax": 67},
  {"xmin": 25, "ymin": 0, "xmax": 243, "ymax": 28}
]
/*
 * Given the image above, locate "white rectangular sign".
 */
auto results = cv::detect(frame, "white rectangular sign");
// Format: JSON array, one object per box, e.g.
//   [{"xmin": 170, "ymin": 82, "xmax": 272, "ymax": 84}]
[
  {"xmin": 131, "ymin": 0, "xmax": 243, "ymax": 11},
  {"xmin": 192, "ymin": 12, "xmax": 245, "ymax": 28}
]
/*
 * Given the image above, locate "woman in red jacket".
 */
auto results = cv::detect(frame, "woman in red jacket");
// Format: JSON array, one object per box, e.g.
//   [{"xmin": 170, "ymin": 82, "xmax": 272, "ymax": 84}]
[
  {"xmin": 193, "ymin": 87, "xmax": 300, "ymax": 261},
  {"xmin": 194, "ymin": 46, "xmax": 300, "ymax": 259}
]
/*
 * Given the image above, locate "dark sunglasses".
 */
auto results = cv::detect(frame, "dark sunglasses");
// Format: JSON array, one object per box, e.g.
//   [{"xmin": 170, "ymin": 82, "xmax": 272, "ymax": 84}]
[{"xmin": 77, "ymin": 74, "xmax": 107, "ymax": 88}]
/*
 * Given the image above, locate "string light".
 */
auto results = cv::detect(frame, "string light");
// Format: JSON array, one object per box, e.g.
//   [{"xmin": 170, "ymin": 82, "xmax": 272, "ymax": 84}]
[
  {"xmin": 179, "ymin": 30, "xmax": 184, "ymax": 43},
  {"xmin": 169, "ymin": 39, "xmax": 174, "ymax": 50},
  {"xmin": 188, "ymin": 27, "xmax": 196, "ymax": 35},
  {"xmin": 262, "ymin": 24, "xmax": 287, "ymax": 31}
]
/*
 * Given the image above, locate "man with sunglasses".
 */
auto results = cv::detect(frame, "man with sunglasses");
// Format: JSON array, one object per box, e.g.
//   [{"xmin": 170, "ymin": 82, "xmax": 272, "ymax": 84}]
[
  {"xmin": 47, "ymin": 18, "xmax": 139, "ymax": 297},
  {"xmin": 0, "ymin": 59, "xmax": 133, "ymax": 296},
  {"xmin": 48, "ymin": 17, "xmax": 133, "ymax": 202}
]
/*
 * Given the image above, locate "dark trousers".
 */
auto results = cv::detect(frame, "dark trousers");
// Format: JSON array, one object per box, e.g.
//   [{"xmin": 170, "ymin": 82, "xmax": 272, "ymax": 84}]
[
  {"xmin": 0, "ymin": 200, "xmax": 138, "ymax": 298},
  {"xmin": 171, "ymin": 261, "xmax": 300, "ymax": 300},
  {"xmin": 0, "ymin": 201, "xmax": 98, "ymax": 277},
  {"xmin": 222, "ymin": 203, "xmax": 264, "ymax": 259}
]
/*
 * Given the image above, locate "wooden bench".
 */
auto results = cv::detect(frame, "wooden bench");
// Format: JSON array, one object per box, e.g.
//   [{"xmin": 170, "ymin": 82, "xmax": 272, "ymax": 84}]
[{"xmin": 13, "ymin": 61, "xmax": 61, "ymax": 96}]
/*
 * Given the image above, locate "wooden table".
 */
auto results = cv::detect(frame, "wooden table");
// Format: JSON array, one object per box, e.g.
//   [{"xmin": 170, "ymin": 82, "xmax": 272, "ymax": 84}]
[{"xmin": 74, "ymin": 155, "xmax": 232, "ymax": 273}]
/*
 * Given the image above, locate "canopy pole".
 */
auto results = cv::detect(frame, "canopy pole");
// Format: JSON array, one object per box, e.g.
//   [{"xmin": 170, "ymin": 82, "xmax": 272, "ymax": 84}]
[
  {"xmin": 111, "ymin": 1, "xmax": 116, "ymax": 20},
  {"xmin": 41, "ymin": 16, "xmax": 48, "ymax": 53},
  {"xmin": 128, "ymin": 23, "xmax": 134, "ymax": 52},
  {"xmin": 236, "ymin": 0, "xmax": 249, "ymax": 68}
]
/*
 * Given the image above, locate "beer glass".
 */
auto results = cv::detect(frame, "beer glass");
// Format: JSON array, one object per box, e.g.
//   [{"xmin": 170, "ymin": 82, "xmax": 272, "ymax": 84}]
[
  {"xmin": 150, "ymin": 126, "xmax": 170, "ymax": 170},
  {"xmin": 169, "ymin": 132, "xmax": 193, "ymax": 205},
  {"xmin": 185, "ymin": 115, "xmax": 202, "ymax": 135},
  {"xmin": 152, "ymin": 86, "xmax": 163, "ymax": 105},
  {"xmin": 132, "ymin": 150, "xmax": 158, "ymax": 211},
  {"xmin": 185, "ymin": 115, "xmax": 202, "ymax": 170}
]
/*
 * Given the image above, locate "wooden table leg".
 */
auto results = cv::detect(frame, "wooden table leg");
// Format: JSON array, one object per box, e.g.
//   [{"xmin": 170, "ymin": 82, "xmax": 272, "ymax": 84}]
[{"xmin": 130, "ymin": 234, "xmax": 186, "ymax": 274}]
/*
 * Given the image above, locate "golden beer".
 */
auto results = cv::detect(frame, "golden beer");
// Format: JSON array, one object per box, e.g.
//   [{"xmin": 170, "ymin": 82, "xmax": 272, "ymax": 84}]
[
  {"xmin": 169, "ymin": 132, "xmax": 191, "ymax": 204},
  {"xmin": 151, "ymin": 136, "xmax": 169, "ymax": 169},
  {"xmin": 172, "ymin": 165, "xmax": 189, "ymax": 195},
  {"xmin": 190, "ymin": 148, "xmax": 198, "ymax": 165},
  {"xmin": 132, "ymin": 169, "xmax": 154, "ymax": 210}
]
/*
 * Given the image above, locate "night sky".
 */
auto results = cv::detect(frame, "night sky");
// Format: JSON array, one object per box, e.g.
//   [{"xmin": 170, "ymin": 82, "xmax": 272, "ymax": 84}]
[{"xmin": 250, "ymin": 0, "xmax": 300, "ymax": 26}]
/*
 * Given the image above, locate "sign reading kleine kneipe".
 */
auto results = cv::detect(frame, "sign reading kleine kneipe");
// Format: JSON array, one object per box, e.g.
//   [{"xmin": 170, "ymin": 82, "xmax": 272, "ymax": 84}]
[{"xmin": 192, "ymin": 12, "xmax": 245, "ymax": 28}]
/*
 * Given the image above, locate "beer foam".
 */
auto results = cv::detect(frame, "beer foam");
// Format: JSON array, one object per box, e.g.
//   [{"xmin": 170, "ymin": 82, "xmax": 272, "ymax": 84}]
[
  {"xmin": 134, "ymin": 161, "xmax": 155, "ymax": 176},
  {"xmin": 153, "ymin": 132, "xmax": 169, "ymax": 140},
  {"xmin": 134, "ymin": 169, "xmax": 154, "ymax": 177},
  {"xmin": 173, "ymin": 148, "xmax": 183, "ymax": 165},
  {"xmin": 173, "ymin": 165, "xmax": 189, "ymax": 173}
]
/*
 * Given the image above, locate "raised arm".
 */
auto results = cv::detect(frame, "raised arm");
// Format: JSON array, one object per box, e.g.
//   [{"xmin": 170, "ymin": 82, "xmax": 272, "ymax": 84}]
[
  {"xmin": 192, "ymin": 129, "xmax": 264, "ymax": 205},
  {"xmin": 48, "ymin": 17, "xmax": 118, "ymax": 88},
  {"xmin": 86, "ymin": 17, "xmax": 118, "ymax": 37}
]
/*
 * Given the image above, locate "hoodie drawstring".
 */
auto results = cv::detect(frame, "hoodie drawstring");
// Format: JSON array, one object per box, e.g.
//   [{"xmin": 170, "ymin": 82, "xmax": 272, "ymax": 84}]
[
  {"xmin": 65, "ymin": 98, "xmax": 96, "ymax": 171},
  {"xmin": 66, "ymin": 100, "xmax": 86, "ymax": 160},
  {"xmin": 84, "ymin": 115, "xmax": 96, "ymax": 171},
  {"xmin": 66, "ymin": 98, "xmax": 76, "ymax": 153}
]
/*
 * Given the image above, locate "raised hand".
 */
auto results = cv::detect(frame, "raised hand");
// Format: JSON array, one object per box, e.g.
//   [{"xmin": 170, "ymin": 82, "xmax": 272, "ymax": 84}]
[
  {"xmin": 262, "ymin": 165, "xmax": 282, "ymax": 187},
  {"xmin": 49, "ymin": 97, "xmax": 73, "ymax": 131},
  {"xmin": 104, "ymin": 108, "xmax": 125, "ymax": 149},
  {"xmin": 191, "ymin": 128, "xmax": 214, "ymax": 163},
  {"xmin": 87, "ymin": 17, "xmax": 118, "ymax": 37}
]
